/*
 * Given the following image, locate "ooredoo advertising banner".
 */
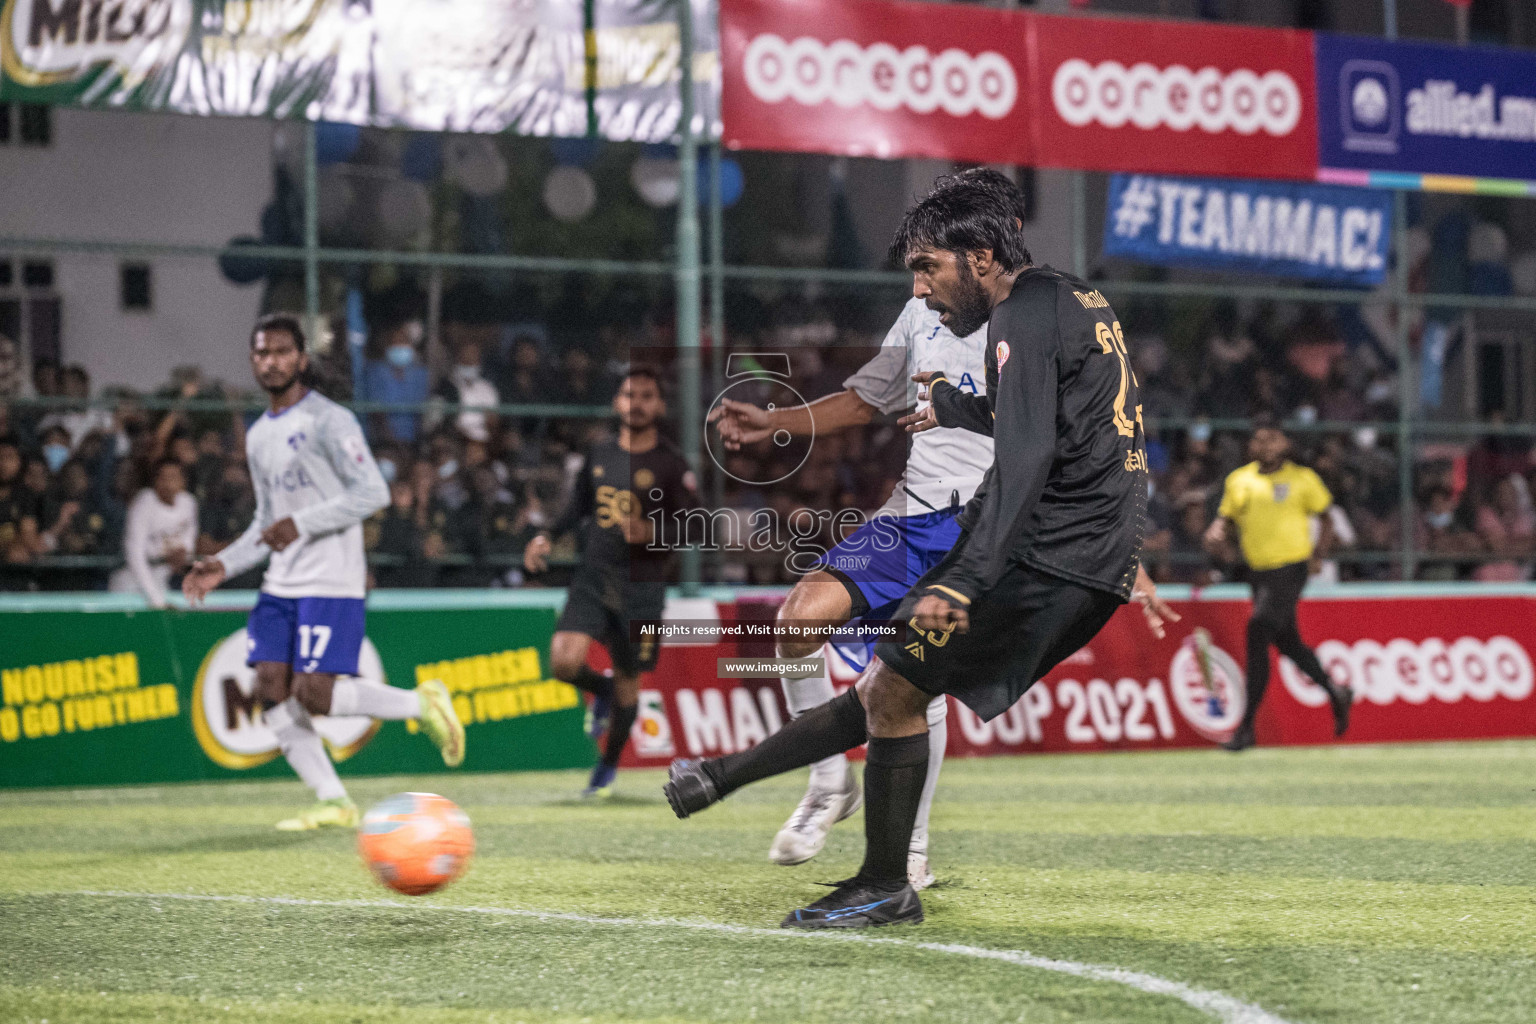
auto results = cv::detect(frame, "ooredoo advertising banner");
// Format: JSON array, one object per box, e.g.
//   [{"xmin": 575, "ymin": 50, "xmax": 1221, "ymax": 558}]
[
  {"xmin": 1028, "ymin": 14, "xmax": 1318, "ymax": 179},
  {"xmin": 720, "ymin": 0, "xmax": 1032, "ymax": 163},
  {"xmin": 1103, "ymin": 174, "xmax": 1393, "ymax": 286},
  {"xmin": 619, "ymin": 592, "xmax": 1536, "ymax": 766},
  {"xmin": 721, "ymin": 0, "xmax": 1320, "ymax": 178},
  {"xmin": 1315, "ymin": 33, "xmax": 1536, "ymax": 184}
]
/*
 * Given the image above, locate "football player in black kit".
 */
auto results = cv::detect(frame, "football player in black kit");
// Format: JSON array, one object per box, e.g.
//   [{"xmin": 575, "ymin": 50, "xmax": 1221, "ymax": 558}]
[
  {"xmin": 525, "ymin": 366, "xmax": 699, "ymax": 798},
  {"xmin": 664, "ymin": 174, "xmax": 1176, "ymax": 928}
]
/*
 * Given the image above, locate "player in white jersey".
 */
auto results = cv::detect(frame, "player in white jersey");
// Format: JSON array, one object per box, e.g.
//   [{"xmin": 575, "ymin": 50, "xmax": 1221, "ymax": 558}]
[
  {"xmin": 183, "ymin": 314, "xmax": 466, "ymax": 831},
  {"xmin": 707, "ymin": 172, "xmax": 1015, "ymax": 889}
]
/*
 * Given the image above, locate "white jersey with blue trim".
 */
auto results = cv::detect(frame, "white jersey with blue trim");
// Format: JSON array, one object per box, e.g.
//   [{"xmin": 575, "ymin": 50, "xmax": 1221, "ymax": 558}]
[
  {"xmin": 843, "ymin": 297, "xmax": 992, "ymax": 518},
  {"xmin": 217, "ymin": 390, "xmax": 389, "ymax": 600}
]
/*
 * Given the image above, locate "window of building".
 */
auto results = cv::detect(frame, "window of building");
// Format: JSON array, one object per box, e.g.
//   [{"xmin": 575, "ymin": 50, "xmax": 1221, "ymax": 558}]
[
  {"xmin": 18, "ymin": 104, "xmax": 51, "ymax": 147},
  {"xmin": 120, "ymin": 263, "xmax": 152, "ymax": 312}
]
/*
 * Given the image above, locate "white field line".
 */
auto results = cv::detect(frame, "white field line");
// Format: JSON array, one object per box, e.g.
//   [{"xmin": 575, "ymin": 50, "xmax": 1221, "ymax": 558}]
[{"xmin": 57, "ymin": 890, "xmax": 1295, "ymax": 1024}]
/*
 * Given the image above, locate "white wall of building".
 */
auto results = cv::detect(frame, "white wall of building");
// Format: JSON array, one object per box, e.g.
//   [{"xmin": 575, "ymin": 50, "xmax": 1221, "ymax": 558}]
[{"xmin": 0, "ymin": 109, "xmax": 274, "ymax": 391}]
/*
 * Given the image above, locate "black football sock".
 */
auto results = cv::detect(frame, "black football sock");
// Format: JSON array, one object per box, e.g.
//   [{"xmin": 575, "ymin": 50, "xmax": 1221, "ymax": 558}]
[
  {"xmin": 602, "ymin": 702, "xmax": 639, "ymax": 767},
  {"xmin": 855, "ymin": 732, "xmax": 929, "ymax": 889},
  {"xmin": 703, "ymin": 688, "xmax": 867, "ymax": 796},
  {"xmin": 566, "ymin": 666, "xmax": 614, "ymax": 702}
]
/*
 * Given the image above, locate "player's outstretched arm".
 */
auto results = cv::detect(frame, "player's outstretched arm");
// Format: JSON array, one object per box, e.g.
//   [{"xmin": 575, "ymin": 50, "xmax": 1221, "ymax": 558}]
[
  {"xmin": 289, "ymin": 409, "xmax": 390, "ymax": 539},
  {"xmin": 709, "ymin": 390, "xmax": 876, "ymax": 450}
]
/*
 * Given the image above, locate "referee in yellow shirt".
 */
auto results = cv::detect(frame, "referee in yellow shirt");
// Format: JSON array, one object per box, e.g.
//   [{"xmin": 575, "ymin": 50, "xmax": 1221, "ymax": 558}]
[{"xmin": 1204, "ymin": 421, "xmax": 1351, "ymax": 751}]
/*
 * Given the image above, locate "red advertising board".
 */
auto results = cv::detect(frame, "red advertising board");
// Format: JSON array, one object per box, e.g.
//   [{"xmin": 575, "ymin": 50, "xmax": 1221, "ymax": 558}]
[
  {"xmin": 610, "ymin": 593, "xmax": 1536, "ymax": 767},
  {"xmin": 720, "ymin": 0, "xmax": 1320, "ymax": 179},
  {"xmin": 720, "ymin": 0, "xmax": 1034, "ymax": 164},
  {"xmin": 1027, "ymin": 14, "xmax": 1318, "ymax": 179}
]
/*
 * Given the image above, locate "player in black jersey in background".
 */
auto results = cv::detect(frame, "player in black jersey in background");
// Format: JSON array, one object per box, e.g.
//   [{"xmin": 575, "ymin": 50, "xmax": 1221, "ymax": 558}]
[
  {"xmin": 665, "ymin": 174, "xmax": 1176, "ymax": 928},
  {"xmin": 525, "ymin": 366, "xmax": 699, "ymax": 798}
]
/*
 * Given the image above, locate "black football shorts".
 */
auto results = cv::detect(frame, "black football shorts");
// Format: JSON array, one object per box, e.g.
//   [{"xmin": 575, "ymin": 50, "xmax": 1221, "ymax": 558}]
[{"xmin": 874, "ymin": 539, "xmax": 1122, "ymax": 721}]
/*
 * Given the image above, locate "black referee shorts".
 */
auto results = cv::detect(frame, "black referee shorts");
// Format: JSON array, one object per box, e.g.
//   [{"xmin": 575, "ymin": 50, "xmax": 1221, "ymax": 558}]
[
  {"xmin": 874, "ymin": 539, "xmax": 1122, "ymax": 722},
  {"xmin": 555, "ymin": 565, "xmax": 668, "ymax": 675}
]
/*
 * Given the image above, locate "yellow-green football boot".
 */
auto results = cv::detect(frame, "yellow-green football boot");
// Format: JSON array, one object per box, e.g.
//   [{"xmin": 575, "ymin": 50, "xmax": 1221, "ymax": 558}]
[
  {"xmin": 416, "ymin": 679, "xmax": 466, "ymax": 767},
  {"xmin": 275, "ymin": 797, "xmax": 359, "ymax": 831}
]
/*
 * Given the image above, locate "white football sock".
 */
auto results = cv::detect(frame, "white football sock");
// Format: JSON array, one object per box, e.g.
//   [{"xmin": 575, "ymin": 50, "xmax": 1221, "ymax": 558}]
[
  {"xmin": 781, "ymin": 647, "xmax": 849, "ymax": 791},
  {"xmin": 909, "ymin": 695, "xmax": 948, "ymax": 855},
  {"xmin": 330, "ymin": 678, "xmax": 420, "ymax": 720},
  {"xmin": 266, "ymin": 697, "xmax": 346, "ymax": 801}
]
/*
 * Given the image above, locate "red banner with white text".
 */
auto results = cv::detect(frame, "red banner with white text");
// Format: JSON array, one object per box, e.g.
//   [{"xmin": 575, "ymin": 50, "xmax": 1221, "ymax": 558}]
[
  {"xmin": 721, "ymin": 0, "xmax": 1033, "ymax": 163},
  {"xmin": 1027, "ymin": 14, "xmax": 1318, "ymax": 179},
  {"xmin": 611, "ymin": 594, "xmax": 1536, "ymax": 766},
  {"xmin": 720, "ymin": 0, "xmax": 1320, "ymax": 179}
]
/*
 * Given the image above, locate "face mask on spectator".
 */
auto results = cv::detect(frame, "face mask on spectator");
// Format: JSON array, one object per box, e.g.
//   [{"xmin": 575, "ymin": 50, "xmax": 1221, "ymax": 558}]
[
  {"xmin": 43, "ymin": 443, "xmax": 69, "ymax": 474},
  {"xmin": 387, "ymin": 345, "xmax": 416, "ymax": 368},
  {"xmin": 378, "ymin": 458, "xmax": 397, "ymax": 484},
  {"xmin": 438, "ymin": 459, "xmax": 458, "ymax": 480},
  {"xmin": 1426, "ymin": 510, "xmax": 1454, "ymax": 530}
]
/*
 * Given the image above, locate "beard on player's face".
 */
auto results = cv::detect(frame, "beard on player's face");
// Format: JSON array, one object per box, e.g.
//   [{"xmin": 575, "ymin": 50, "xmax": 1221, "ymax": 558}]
[
  {"xmin": 258, "ymin": 367, "xmax": 302, "ymax": 395},
  {"xmin": 926, "ymin": 255, "xmax": 992, "ymax": 338}
]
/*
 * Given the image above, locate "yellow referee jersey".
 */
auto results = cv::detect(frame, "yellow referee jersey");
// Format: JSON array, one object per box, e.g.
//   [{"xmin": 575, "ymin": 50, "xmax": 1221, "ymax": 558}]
[{"xmin": 1217, "ymin": 461, "xmax": 1332, "ymax": 571}]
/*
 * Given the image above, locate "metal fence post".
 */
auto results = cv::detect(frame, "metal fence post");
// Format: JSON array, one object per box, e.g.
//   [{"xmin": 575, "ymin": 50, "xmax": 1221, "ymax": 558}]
[
  {"xmin": 303, "ymin": 120, "xmax": 320, "ymax": 335},
  {"xmin": 675, "ymin": 0, "xmax": 703, "ymax": 594}
]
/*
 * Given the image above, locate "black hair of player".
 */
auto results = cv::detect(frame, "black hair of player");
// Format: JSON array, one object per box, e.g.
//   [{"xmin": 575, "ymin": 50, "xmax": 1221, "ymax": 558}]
[
  {"xmin": 250, "ymin": 312, "xmax": 307, "ymax": 352},
  {"xmin": 889, "ymin": 173, "xmax": 1032, "ymax": 271},
  {"xmin": 945, "ymin": 167, "xmax": 1030, "ymax": 238}
]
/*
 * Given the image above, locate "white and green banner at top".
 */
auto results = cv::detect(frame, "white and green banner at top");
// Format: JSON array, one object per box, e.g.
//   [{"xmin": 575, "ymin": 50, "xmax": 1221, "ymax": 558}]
[{"xmin": 0, "ymin": 0, "xmax": 717, "ymax": 140}]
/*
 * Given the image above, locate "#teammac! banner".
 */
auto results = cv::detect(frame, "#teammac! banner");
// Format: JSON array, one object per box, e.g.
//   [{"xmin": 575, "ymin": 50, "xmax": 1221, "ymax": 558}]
[{"xmin": 1103, "ymin": 174, "xmax": 1393, "ymax": 287}]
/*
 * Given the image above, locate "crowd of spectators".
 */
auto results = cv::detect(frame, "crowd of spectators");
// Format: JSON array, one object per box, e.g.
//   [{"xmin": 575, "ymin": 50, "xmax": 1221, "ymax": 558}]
[{"xmin": 1, "ymin": 282, "xmax": 1533, "ymax": 596}]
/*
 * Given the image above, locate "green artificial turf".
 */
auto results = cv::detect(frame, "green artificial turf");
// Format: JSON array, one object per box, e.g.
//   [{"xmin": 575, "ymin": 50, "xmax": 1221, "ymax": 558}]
[{"xmin": 2, "ymin": 742, "xmax": 1534, "ymax": 1023}]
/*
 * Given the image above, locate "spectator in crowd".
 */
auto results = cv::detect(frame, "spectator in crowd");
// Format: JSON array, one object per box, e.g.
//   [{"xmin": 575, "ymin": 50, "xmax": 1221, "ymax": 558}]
[
  {"xmin": 0, "ymin": 437, "xmax": 39, "ymax": 569},
  {"xmin": 39, "ymin": 365, "xmax": 113, "ymax": 452},
  {"xmin": 434, "ymin": 339, "xmax": 499, "ymax": 444},
  {"xmin": 110, "ymin": 458, "xmax": 197, "ymax": 608},
  {"xmin": 37, "ymin": 458, "xmax": 115, "ymax": 590},
  {"xmin": 1418, "ymin": 485, "xmax": 1483, "ymax": 581},
  {"xmin": 362, "ymin": 319, "xmax": 430, "ymax": 444},
  {"xmin": 1473, "ymin": 474, "xmax": 1534, "ymax": 582},
  {"xmin": 367, "ymin": 479, "xmax": 437, "ymax": 588}
]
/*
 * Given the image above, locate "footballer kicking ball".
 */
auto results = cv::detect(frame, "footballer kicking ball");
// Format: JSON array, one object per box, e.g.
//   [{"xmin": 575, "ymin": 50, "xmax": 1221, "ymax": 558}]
[{"xmin": 358, "ymin": 792, "xmax": 474, "ymax": 895}]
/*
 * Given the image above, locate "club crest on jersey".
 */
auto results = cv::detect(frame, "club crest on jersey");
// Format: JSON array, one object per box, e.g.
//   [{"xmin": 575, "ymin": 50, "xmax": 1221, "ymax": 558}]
[
  {"xmin": 634, "ymin": 468, "xmax": 655, "ymax": 489},
  {"xmin": 996, "ymin": 341, "xmax": 1010, "ymax": 368},
  {"xmin": 1273, "ymin": 483, "xmax": 1290, "ymax": 501},
  {"xmin": 286, "ymin": 431, "xmax": 307, "ymax": 450}
]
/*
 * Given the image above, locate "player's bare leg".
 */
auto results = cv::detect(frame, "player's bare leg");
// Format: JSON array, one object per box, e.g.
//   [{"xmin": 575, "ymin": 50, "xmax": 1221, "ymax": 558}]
[
  {"xmin": 294, "ymin": 671, "xmax": 465, "ymax": 768},
  {"xmin": 256, "ymin": 663, "xmax": 355, "ymax": 830},
  {"xmin": 769, "ymin": 573, "xmax": 863, "ymax": 865},
  {"xmin": 586, "ymin": 670, "xmax": 640, "ymax": 798},
  {"xmin": 550, "ymin": 630, "xmax": 616, "ymax": 739}
]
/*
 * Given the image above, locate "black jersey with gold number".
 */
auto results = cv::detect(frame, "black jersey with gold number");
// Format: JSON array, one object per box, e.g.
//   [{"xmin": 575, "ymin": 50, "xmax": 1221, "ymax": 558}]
[
  {"xmin": 926, "ymin": 266, "xmax": 1148, "ymax": 603},
  {"xmin": 548, "ymin": 437, "xmax": 699, "ymax": 581}
]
